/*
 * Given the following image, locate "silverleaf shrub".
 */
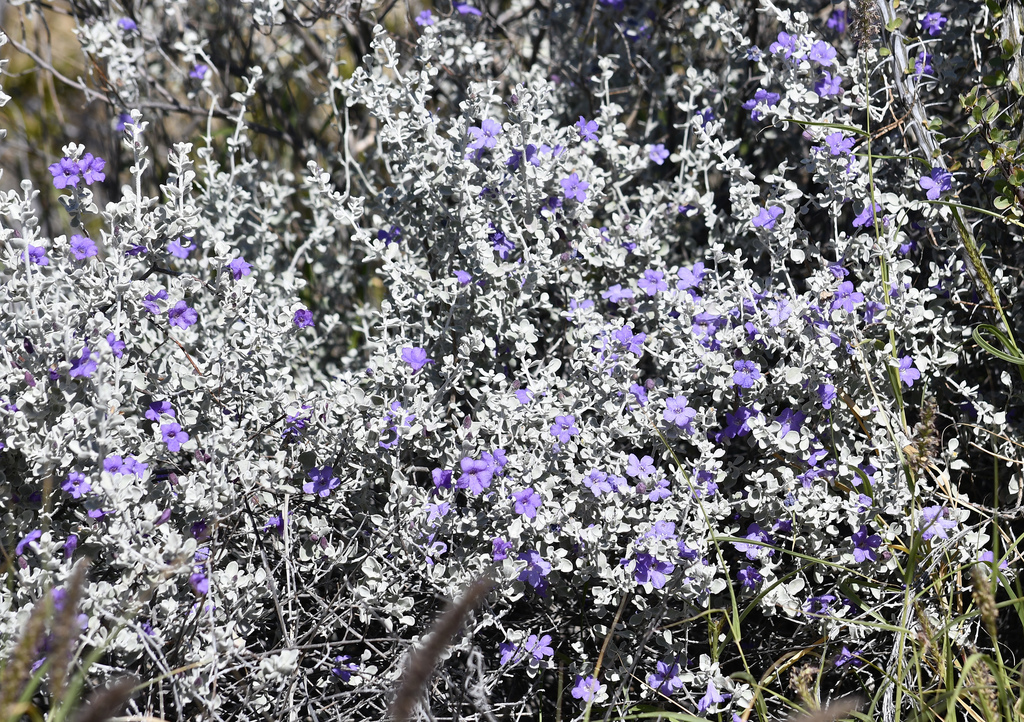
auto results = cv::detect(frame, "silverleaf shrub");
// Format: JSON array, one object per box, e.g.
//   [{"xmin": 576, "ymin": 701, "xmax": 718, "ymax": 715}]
[{"xmin": 1, "ymin": 0, "xmax": 1022, "ymax": 720}]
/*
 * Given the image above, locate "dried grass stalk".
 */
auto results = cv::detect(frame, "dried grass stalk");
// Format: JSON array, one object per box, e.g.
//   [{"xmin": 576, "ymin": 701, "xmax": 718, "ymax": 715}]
[
  {"xmin": 50, "ymin": 558, "xmax": 91, "ymax": 702},
  {"xmin": 390, "ymin": 577, "xmax": 493, "ymax": 722},
  {"xmin": 70, "ymin": 677, "xmax": 138, "ymax": 722},
  {"xmin": 787, "ymin": 697, "xmax": 863, "ymax": 722},
  {"xmin": 0, "ymin": 589, "xmax": 54, "ymax": 719}
]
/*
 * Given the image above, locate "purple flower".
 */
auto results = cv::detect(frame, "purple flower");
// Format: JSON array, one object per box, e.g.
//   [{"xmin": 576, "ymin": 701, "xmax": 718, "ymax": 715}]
[
  {"xmin": 69, "ymin": 346, "xmax": 98, "ymax": 378},
  {"xmin": 293, "ymin": 309, "xmax": 314, "ymax": 328},
  {"xmin": 716, "ymin": 406, "xmax": 759, "ymax": 441},
  {"xmin": 377, "ymin": 226, "xmax": 402, "ymax": 245},
  {"xmin": 116, "ymin": 113, "xmax": 132, "ymax": 132},
  {"xmin": 106, "ymin": 333, "xmax": 125, "ymax": 358},
  {"xmin": 48, "ymin": 158, "xmax": 81, "ymax": 189},
  {"xmin": 626, "ymin": 453, "xmax": 655, "ymax": 478},
  {"xmin": 550, "ymin": 414, "xmax": 579, "ymax": 443},
  {"xmin": 161, "ymin": 423, "xmax": 189, "ymax": 452},
  {"xmin": 647, "ymin": 143, "xmax": 670, "ymax": 165},
  {"xmin": 468, "ymin": 118, "xmax": 502, "ymax": 150},
  {"xmin": 123, "ymin": 457, "xmax": 147, "ymax": 477},
  {"xmin": 168, "ymin": 300, "xmax": 198, "ymax": 329},
  {"xmin": 568, "ymin": 298, "xmax": 594, "ymax": 320},
  {"xmin": 26, "ymin": 245, "xmax": 49, "ymax": 266},
  {"xmin": 539, "ymin": 195, "xmax": 563, "ymax": 215},
  {"xmin": 921, "ymin": 12, "xmax": 947, "ymax": 35},
  {"xmin": 190, "ymin": 571, "xmax": 209, "ymax": 595},
  {"xmin": 697, "ymin": 680, "xmax": 729, "ymax": 713},
  {"xmin": 647, "ymin": 478, "xmax": 670, "ymax": 502},
  {"xmin": 919, "ymin": 505, "xmax": 957, "ymax": 540},
  {"xmin": 664, "ymin": 396, "xmax": 696, "ymax": 431},
  {"xmin": 571, "ymin": 675, "xmax": 604, "ymax": 703},
  {"xmin": 742, "ymin": 89, "xmax": 780, "ymax": 120},
  {"xmin": 401, "ymin": 346, "xmax": 433, "ymax": 372},
  {"xmin": 818, "ymin": 383, "xmax": 837, "ymax": 410},
  {"xmin": 647, "ymin": 661, "xmax": 684, "ymax": 694},
  {"xmin": 733, "ymin": 523, "xmax": 773, "ymax": 560},
  {"xmin": 69, "ymin": 235, "xmax": 98, "ymax": 260},
  {"xmin": 511, "ymin": 488, "xmax": 542, "ymax": 519},
  {"xmin": 583, "ymin": 469, "xmax": 614, "ymax": 497},
  {"xmin": 16, "ymin": 529, "xmax": 42, "ymax": 556},
  {"xmin": 978, "ymin": 550, "xmax": 1010, "ymax": 570},
  {"xmin": 828, "ymin": 9, "xmax": 847, "ymax": 32},
  {"xmin": 898, "ymin": 356, "xmax": 921, "ymax": 387},
  {"xmin": 304, "ymin": 466, "xmax": 340, "ymax": 497},
  {"xmin": 676, "ymin": 261, "xmax": 706, "ymax": 291},
  {"xmin": 491, "ymin": 229, "xmax": 515, "ymax": 259},
  {"xmin": 629, "ymin": 383, "xmax": 648, "ymax": 406},
  {"xmin": 612, "ymin": 323, "xmax": 646, "ymax": 356},
  {"xmin": 696, "ymin": 108, "xmax": 715, "ymax": 126},
  {"xmin": 190, "ymin": 64, "xmax": 208, "ymax": 79},
  {"xmin": 415, "ymin": 10, "xmax": 434, "ymax": 25},
  {"xmin": 499, "ymin": 642, "xmax": 522, "ymax": 666},
  {"xmin": 455, "ymin": 3, "xmax": 482, "ymax": 15},
  {"xmin": 920, "ymin": 168, "xmax": 953, "ymax": 200},
  {"xmin": 851, "ymin": 525, "xmax": 881, "ymax": 562},
  {"xmin": 732, "ymin": 360, "xmax": 762, "ymax": 389},
  {"xmin": 62, "ymin": 472, "xmax": 92, "ymax": 499},
  {"xmin": 117, "ymin": 17, "xmax": 137, "ymax": 31},
  {"xmin": 835, "ymin": 646, "xmax": 863, "ymax": 668},
  {"xmin": 805, "ymin": 594, "xmax": 836, "ymax": 615},
  {"xmin": 831, "ymin": 281, "xmax": 864, "ymax": 313},
  {"xmin": 79, "ymin": 154, "xmax": 106, "ymax": 184},
  {"xmin": 915, "ymin": 51, "xmax": 933, "ymax": 76},
  {"xmin": 454, "ymin": 270, "xmax": 472, "ymax": 285},
  {"xmin": 146, "ymin": 400, "xmax": 175, "ymax": 421},
  {"xmin": 814, "ymin": 71, "xmax": 844, "ymax": 96},
  {"xmin": 432, "ymin": 469, "xmax": 453, "ymax": 491},
  {"xmin": 864, "ymin": 300, "xmax": 886, "ymax": 323},
  {"xmin": 601, "ymin": 284, "xmax": 634, "ymax": 303},
  {"xmin": 737, "ymin": 565, "xmax": 763, "ymax": 591},
  {"xmin": 852, "ymin": 202, "xmax": 883, "ymax": 228},
  {"xmin": 458, "ymin": 457, "xmax": 493, "ymax": 494},
  {"xmin": 809, "ymin": 40, "xmax": 837, "ymax": 66},
  {"xmin": 631, "ymin": 552, "xmax": 675, "ymax": 588},
  {"xmin": 126, "ymin": 243, "xmax": 148, "ymax": 256},
  {"xmin": 484, "ymin": 448, "xmax": 508, "ymax": 472},
  {"xmin": 168, "ymin": 237, "xmax": 196, "ymax": 259},
  {"xmin": 64, "ymin": 534, "xmax": 78, "ymax": 559},
  {"xmin": 824, "ymin": 132, "xmax": 854, "ymax": 156},
  {"xmin": 517, "ymin": 550, "xmax": 551, "ymax": 590},
  {"xmin": 575, "ymin": 116, "xmax": 599, "ymax": 142},
  {"xmin": 769, "ymin": 31, "xmax": 798, "ymax": 58},
  {"xmin": 227, "ymin": 257, "xmax": 251, "ymax": 279},
  {"xmin": 492, "ymin": 537, "xmax": 512, "ymax": 561},
  {"xmin": 560, "ymin": 172, "xmax": 590, "ymax": 203},
  {"xmin": 515, "ymin": 388, "xmax": 534, "ymax": 405},
  {"xmin": 331, "ymin": 655, "xmax": 359, "ymax": 681},
  {"xmin": 142, "ymin": 289, "xmax": 168, "ymax": 314},
  {"xmin": 751, "ymin": 206, "xmax": 783, "ymax": 229},
  {"xmin": 637, "ymin": 269, "xmax": 668, "ymax": 296},
  {"xmin": 524, "ymin": 634, "xmax": 554, "ymax": 663}
]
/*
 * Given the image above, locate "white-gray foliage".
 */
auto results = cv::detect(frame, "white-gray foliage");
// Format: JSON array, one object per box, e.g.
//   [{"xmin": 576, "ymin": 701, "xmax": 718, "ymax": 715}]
[{"xmin": 1, "ymin": 0, "xmax": 1022, "ymax": 719}]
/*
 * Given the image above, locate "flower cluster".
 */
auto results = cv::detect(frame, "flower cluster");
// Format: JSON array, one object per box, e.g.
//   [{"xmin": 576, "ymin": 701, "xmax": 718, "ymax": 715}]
[{"xmin": 48, "ymin": 153, "xmax": 106, "ymax": 189}]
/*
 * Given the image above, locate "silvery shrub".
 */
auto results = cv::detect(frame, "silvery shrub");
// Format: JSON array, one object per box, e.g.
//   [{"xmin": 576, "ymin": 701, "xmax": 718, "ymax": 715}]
[{"xmin": 1, "ymin": 0, "xmax": 1022, "ymax": 719}]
